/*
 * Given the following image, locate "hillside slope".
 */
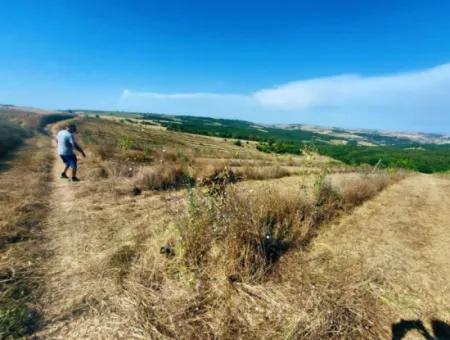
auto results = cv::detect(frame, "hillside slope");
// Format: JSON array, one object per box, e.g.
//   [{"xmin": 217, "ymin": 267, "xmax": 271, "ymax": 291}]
[
  {"xmin": 1, "ymin": 113, "xmax": 449, "ymax": 338},
  {"xmin": 298, "ymin": 174, "xmax": 450, "ymax": 338},
  {"xmin": 36, "ymin": 140, "xmax": 450, "ymax": 338}
]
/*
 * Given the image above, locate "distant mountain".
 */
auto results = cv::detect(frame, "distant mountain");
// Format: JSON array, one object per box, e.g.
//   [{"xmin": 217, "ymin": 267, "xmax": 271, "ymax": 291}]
[{"xmin": 275, "ymin": 123, "xmax": 450, "ymax": 145}]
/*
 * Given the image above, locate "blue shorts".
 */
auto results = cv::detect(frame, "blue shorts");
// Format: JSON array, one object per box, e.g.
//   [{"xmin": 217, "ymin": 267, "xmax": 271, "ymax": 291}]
[{"xmin": 60, "ymin": 154, "xmax": 77, "ymax": 169}]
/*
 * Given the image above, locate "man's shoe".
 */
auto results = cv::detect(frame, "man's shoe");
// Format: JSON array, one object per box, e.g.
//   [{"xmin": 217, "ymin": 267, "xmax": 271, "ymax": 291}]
[
  {"xmin": 61, "ymin": 173, "xmax": 69, "ymax": 179},
  {"xmin": 70, "ymin": 177, "xmax": 80, "ymax": 182}
]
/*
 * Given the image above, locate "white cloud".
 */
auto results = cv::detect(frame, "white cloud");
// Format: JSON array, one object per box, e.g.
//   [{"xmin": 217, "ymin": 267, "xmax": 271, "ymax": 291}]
[
  {"xmin": 119, "ymin": 88, "xmax": 255, "ymax": 118},
  {"xmin": 253, "ymin": 63, "xmax": 450, "ymax": 112},
  {"xmin": 119, "ymin": 62, "xmax": 450, "ymax": 133}
]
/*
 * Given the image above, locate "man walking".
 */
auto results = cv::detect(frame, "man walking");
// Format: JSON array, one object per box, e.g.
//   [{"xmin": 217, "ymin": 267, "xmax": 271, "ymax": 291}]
[{"xmin": 56, "ymin": 124, "xmax": 86, "ymax": 182}]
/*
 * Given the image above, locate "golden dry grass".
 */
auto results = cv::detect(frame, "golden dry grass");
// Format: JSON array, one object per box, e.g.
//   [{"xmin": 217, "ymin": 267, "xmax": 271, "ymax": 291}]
[
  {"xmin": 5, "ymin": 114, "xmax": 447, "ymax": 339},
  {"xmin": 36, "ymin": 141, "xmax": 406, "ymax": 338},
  {"xmin": 0, "ymin": 135, "xmax": 53, "ymax": 337}
]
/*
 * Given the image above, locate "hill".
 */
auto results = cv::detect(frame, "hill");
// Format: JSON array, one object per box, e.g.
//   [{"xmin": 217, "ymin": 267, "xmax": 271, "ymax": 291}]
[
  {"xmin": 1, "ymin": 107, "xmax": 449, "ymax": 339},
  {"xmin": 75, "ymin": 109, "xmax": 450, "ymax": 173}
]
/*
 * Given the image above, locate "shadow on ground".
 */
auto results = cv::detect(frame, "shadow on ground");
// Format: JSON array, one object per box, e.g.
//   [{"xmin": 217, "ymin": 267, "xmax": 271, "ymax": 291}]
[{"xmin": 392, "ymin": 319, "xmax": 450, "ymax": 340}]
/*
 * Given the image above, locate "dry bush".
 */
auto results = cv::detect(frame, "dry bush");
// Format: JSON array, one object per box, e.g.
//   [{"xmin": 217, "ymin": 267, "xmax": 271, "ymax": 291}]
[
  {"xmin": 180, "ymin": 187, "xmax": 313, "ymax": 281},
  {"xmin": 338, "ymin": 171, "xmax": 403, "ymax": 207},
  {"xmin": 193, "ymin": 163, "xmax": 290, "ymax": 184},
  {"xmin": 191, "ymin": 162, "xmax": 229, "ymax": 181},
  {"xmin": 198, "ymin": 167, "xmax": 241, "ymax": 195},
  {"xmin": 340, "ymin": 177, "xmax": 380, "ymax": 206},
  {"xmin": 135, "ymin": 164, "xmax": 192, "ymax": 191},
  {"xmin": 312, "ymin": 177, "xmax": 344, "ymax": 226},
  {"xmin": 236, "ymin": 165, "xmax": 291, "ymax": 180},
  {"xmin": 219, "ymin": 189, "xmax": 310, "ymax": 281},
  {"xmin": 179, "ymin": 170, "xmax": 402, "ymax": 283}
]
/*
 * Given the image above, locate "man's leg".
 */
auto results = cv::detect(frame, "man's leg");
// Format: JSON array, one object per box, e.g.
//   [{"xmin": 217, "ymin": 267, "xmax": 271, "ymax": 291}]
[
  {"xmin": 69, "ymin": 155, "xmax": 79, "ymax": 181},
  {"xmin": 60, "ymin": 155, "xmax": 70, "ymax": 178},
  {"xmin": 62, "ymin": 165, "xmax": 70, "ymax": 177}
]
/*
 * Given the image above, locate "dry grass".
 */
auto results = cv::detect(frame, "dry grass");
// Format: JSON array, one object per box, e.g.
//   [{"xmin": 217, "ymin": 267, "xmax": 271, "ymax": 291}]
[
  {"xmin": 177, "ymin": 170, "xmax": 404, "ymax": 284},
  {"xmin": 30, "ymin": 117, "xmax": 413, "ymax": 338},
  {"xmin": 236, "ymin": 165, "xmax": 291, "ymax": 180},
  {"xmin": 76, "ymin": 116, "xmax": 272, "ymax": 161},
  {"xmin": 331, "ymin": 170, "xmax": 407, "ymax": 207},
  {"xmin": 107, "ymin": 171, "xmax": 402, "ymax": 338},
  {"xmin": 0, "ymin": 135, "xmax": 53, "ymax": 338},
  {"xmin": 134, "ymin": 163, "xmax": 192, "ymax": 191},
  {"xmin": 31, "ymin": 158, "xmax": 401, "ymax": 338}
]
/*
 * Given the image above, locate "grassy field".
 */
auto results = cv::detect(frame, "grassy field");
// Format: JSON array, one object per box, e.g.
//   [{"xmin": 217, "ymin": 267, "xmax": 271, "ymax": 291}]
[
  {"xmin": 32, "ymin": 115, "xmax": 415, "ymax": 338},
  {"xmin": 74, "ymin": 116, "xmax": 339, "ymax": 189},
  {"xmin": 77, "ymin": 110, "xmax": 450, "ymax": 173},
  {"xmin": 2, "ymin": 109, "xmax": 449, "ymax": 338}
]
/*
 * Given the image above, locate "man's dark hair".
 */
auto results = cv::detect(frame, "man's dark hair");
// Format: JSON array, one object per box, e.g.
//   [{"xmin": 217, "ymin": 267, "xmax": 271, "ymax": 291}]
[{"xmin": 67, "ymin": 124, "xmax": 77, "ymax": 132}]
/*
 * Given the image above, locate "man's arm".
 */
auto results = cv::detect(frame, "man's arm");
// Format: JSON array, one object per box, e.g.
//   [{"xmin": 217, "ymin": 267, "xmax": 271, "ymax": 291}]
[
  {"xmin": 74, "ymin": 142, "xmax": 86, "ymax": 158},
  {"xmin": 69, "ymin": 134, "xmax": 86, "ymax": 157}
]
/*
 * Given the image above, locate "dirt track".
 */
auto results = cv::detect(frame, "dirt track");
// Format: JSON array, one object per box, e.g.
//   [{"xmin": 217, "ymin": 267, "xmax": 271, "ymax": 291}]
[
  {"xmin": 309, "ymin": 174, "xmax": 450, "ymax": 337},
  {"xmin": 35, "ymin": 136, "xmax": 130, "ymax": 338}
]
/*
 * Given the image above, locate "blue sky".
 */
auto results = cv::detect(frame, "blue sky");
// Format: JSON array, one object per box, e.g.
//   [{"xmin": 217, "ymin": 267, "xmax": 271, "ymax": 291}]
[{"xmin": 1, "ymin": 1, "xmax": 450, "ymax": 133}]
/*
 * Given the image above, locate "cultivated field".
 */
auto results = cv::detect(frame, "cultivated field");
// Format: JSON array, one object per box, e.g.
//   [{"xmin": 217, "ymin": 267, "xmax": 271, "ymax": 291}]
[{"xmin": 1, "ymin": 109, "xmax": 449, "ymax": 339}]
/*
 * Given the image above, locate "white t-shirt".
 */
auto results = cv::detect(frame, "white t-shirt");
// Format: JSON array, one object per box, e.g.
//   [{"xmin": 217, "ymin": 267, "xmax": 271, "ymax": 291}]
[{"xmin": 56, "ymin": 130, "xmax": 75, "ymax": 155}]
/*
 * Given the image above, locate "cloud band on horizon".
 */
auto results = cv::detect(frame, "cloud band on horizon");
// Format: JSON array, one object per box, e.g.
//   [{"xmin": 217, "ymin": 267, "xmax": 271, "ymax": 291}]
[{"xmin": 119, "ymin": 62, "xmax": 450, "ymax": 133}]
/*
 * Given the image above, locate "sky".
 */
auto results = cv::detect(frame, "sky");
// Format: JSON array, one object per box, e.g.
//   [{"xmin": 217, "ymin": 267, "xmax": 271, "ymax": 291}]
[{"xmin": 1, "ymin": 0, "xmax": 450, "ymax": 133}]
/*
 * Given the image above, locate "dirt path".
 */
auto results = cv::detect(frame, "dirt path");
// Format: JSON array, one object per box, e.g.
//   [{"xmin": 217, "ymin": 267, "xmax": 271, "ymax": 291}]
[
  {"xmin": 35, "ymin": 136, "xmax": 173, "ymax": 338},
  {"xmin": 35, "ymin": 138, "xmax": 131, "ymax": 338},
  {"xmin": 36, "ymin": 150, "xmax": 93, "ymax": 336},
  {"xmin": 307, "ymin": 174, "xmax": 450, "ymax": 336}
]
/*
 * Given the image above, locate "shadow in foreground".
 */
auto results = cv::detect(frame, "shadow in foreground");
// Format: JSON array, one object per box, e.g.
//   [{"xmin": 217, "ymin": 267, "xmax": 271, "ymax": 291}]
[{"xmin": 392, "ymin": 319, "xmax": 450, "ymax": 340}]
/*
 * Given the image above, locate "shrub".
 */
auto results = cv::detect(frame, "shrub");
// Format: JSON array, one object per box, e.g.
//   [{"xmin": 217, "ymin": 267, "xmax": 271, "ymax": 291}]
[
  {"xmin": 178, "ymin": 189, "xmax": 217, "ymax": 266},
  {"xmin": 219, "ymin": 189, "xmax": 308, "ymax": 280},
  {"xmin": 179, "ymin": 187, "xmax": 311, "ymax": 281},
  {"xmin": 198, "ymin": 167, "xmax": 241, "ymax": 195},
  {"xmin": 312, "ymin": 176, "xmax": 344, "ymax": 226},
  {"xmin": 234, "ymin": 139, "xmax": 243, "ymax": 147},
  {"xmin": 339, "ymin": 173, "xmax": 392, "ymax": 207},
  {"xmin": 118, "ymin": 135, "xmax": 134, "ymax": 151},
  {"xmin": 257, "ymin": 142, "xmax": 303, "ymax": 155},
  {"xmin": 236, "ymin": 165, "xmax": 291, "ymax": 180},
  {"xmin": 135, "ymin": 164, "xmax": 192, "ymax": 191},
  {"xmin": 0, "ymin": 303, "xmax": 39, "ymax": 338}
]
